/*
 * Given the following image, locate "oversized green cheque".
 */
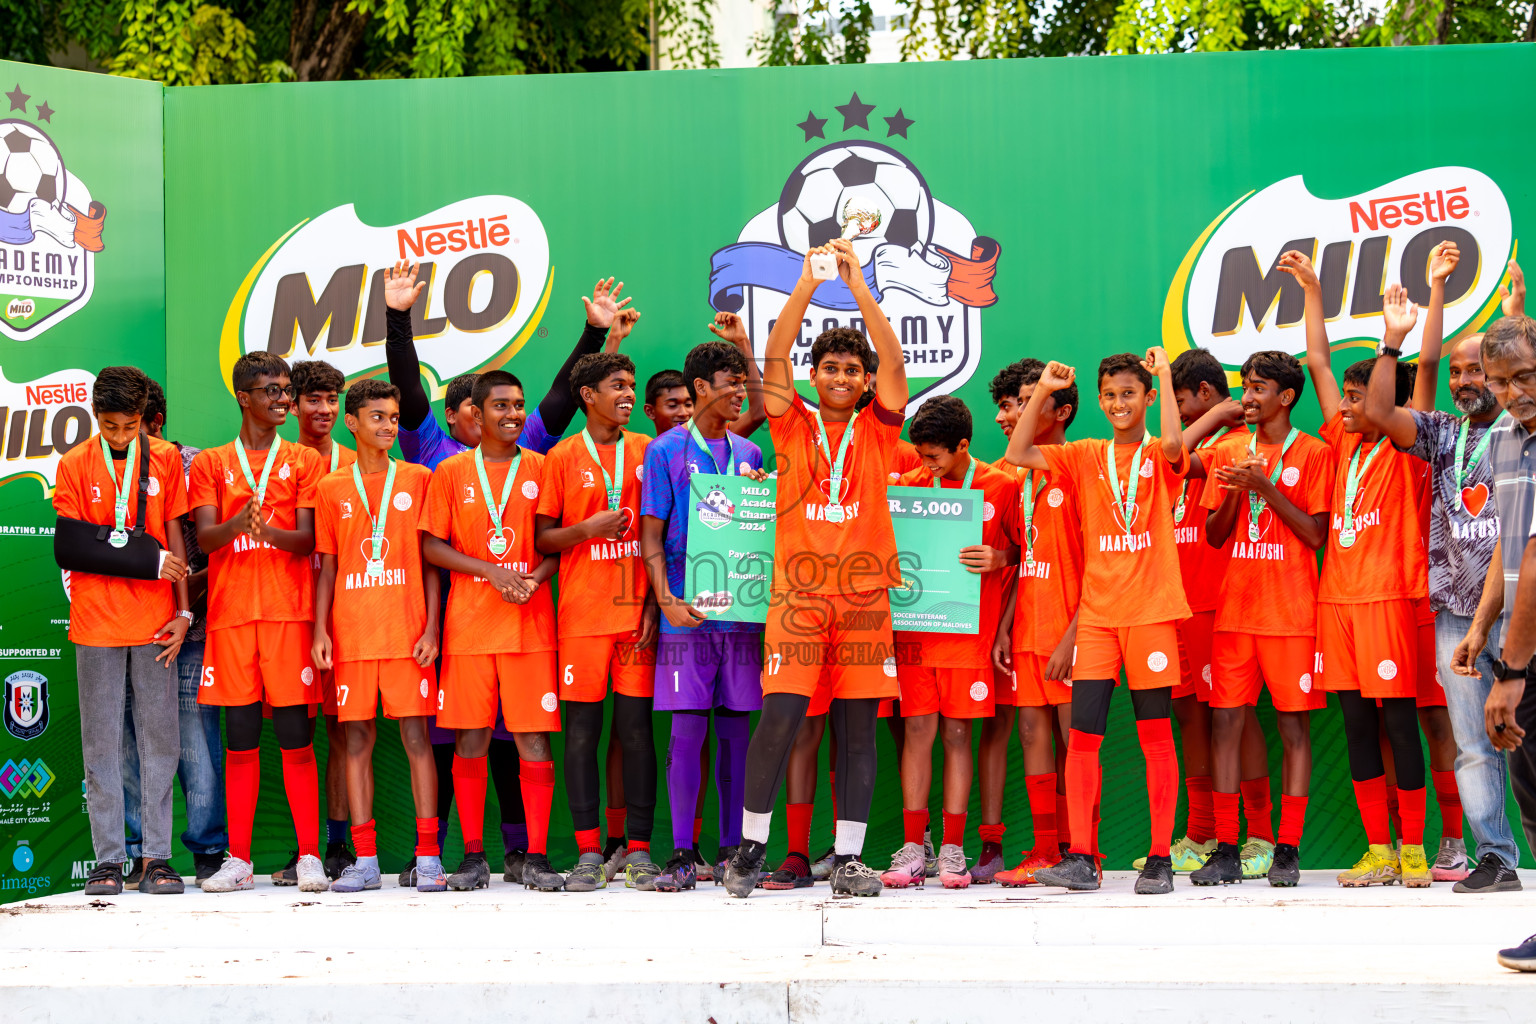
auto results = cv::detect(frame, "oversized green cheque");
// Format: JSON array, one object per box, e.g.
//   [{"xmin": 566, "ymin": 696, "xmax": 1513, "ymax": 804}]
[
  {"xmin": 886, "ymin": 485, "xmax": 982, "ymax": 634},
  {"xmin": 683, "ymin": 474, "xmax": 776, "ymax": 624}
]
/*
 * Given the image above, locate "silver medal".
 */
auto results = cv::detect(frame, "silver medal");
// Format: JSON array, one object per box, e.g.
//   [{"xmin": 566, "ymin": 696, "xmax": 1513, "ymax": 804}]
[
  {"xmin": 1248, "ymin": 522, "xmax": 1260, "ymax": 543},
  {"xmin": 366, "ymin": 558, "xmax": 385, "ymax": 579},
  {"xmin": 824, "ymin": 504, "xmax": 845, "ymax": 524},
  {"xmin": 108, "ymin": 529, "xmax": 128, "ymax": 549},
  {"xmin": 488, "ymin": 534, "xmax": 508, "ymax": 557},
  {"xmin": 1339, "ymin": 527, "xmax": 1356, "ymax": 548}
]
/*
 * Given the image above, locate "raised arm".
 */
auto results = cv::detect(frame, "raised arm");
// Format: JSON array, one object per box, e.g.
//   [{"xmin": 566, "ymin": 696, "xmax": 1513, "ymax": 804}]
[
  {"xmin": 1500, "ymin": 260, "xmax": 1526, "ymax": 319},
  {"xmin": 708, "ymin": 312, "xmax": 768, "ymax": 439},
  {"xmin": 1363, "ymin": 283, "xmax": 1422, "ymax": 450},
  {"xmin": 535, "ymin": 279, "xmax": 624, "ymax": 436},
  {"xmin": 1412, "ymin": 242, "xmax": 1458, "ymax": 411},
  {"xmin": 1279, "ymin": 250, "xmax": 1340, "ymax": 423},
  {"xmin": 1145, "ymin": 346, "xmax": 1186, "ymax": 463},
  {"xmin": 830, "ymin": 238, "xmax": 907, "ymax": 412},
  {"xmin": 382, "ymin": 262, "xmax": 431, "ymax": 430},
  {"xmin": 761, "ymin": 252, "xmax": 825, "ymax": 420},
  {"xmin": 1003, "ymin": 361, "xmax": 1074, "ymax": 471}
]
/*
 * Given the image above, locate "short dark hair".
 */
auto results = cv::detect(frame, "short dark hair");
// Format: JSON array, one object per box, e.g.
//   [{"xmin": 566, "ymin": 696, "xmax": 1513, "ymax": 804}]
[
  {"xmin": 1018, "ymin": 359, "xmax": 1079, "ymax": 430},
  {"xmin": 1170, "ymin": 348, "xmax": 1230, "ymax": 398},
  {"xmin": 1240, "ymin": 350, "xmax": 1306, "ymax": 402},
  {"xmin": 1483, "ymin": 315, "xmax": 1536, "ymax": 365},
  {"xmin": 471, "ymin": 369, "xmax": 524, "ymax": 409},
  {"xmin": 1097, "ymin": 353, "xmax": 1153, "ymax": 391},
  {"xmin": 232, "ymin": 351, "xmax": 289, "ymax": 393},
  {"xmin": 991, "ymin": 360, "xmax": 1033, "ymax": 406},
  {"xmin": 856, "ymin": 343, "xmax": 881, "ymax": 411},
  {"xmin": 571, "ymin": 352, "xmax": 636, "ymax": 411},
  {"xmin": 345, "ymin": 378, "xmax": 401, "ymax": 416},
  {"xmin": 1341, "ymin": 358, "xmax": 1416, "ymax": 406},
  {"xmin": 908, "ymin": 395, "xmax": 972, "ymax": 452},
  {"xmin": 445, "ymin": 373, "xmax": 478, "ymax": 413},
  {"xmin": 645, "ymin": 369, "xmax": 687, "ymax": 407},
  {"xmin": 682, "ymin": 342, "xmax": 748, "ymax": 401},
  {"xmin": 289, "ymin": 359, "xmax": 345, "ymax": 397},
  {"xmin": 810, "ymin": 327, "xmax": 873, "ymax": 377},
  {"xmin": 144, "ymin": 378, "xmax": 167, "ymax": 427},
  {"xmin": 92, "ymin": 366, "xmax": 150, "ymax": 415}
]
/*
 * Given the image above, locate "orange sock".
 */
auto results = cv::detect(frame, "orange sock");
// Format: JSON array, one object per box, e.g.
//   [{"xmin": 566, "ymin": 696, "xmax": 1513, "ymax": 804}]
[
  {"xmin": 452, "ymin": 754, "xmax": 488, "ymax": 855},
  {"xmin": 575, "ymin": 827, "xmax": 601, "ymax": 855},
  {"xmin": 280, "ymin": 746, "xmax": 321, "ymax": 859},
  {"xmin": 1431, "ymin": 769, "xmax": 1463, "ymax": 840},
  {"xmin": 1385, "ymin": 783, "xmax": 1402, "ymax": 841},
  {"xmin": 351, "ymin": 819, "xmax": 377, "ymax": 858},
  {"xmin": 1025, "ymin": 773, "xmax": 1057, "ymax": 853},
  {"xmin": 1066, "ymin": 730, "xmax": 1103, "ymax": 856},
  {"xmin": 520, "ymin": 759, "xmax": 555, "ymax": 856},
  {"xmin": 224, "ymin": 748, "xmax": 261, "ymax": 864},
  {"xmin": 1353, "ymin": 776, "xmax": 1391, "ymax": 846},
  {"xmin": 1213, "ymin": 790, "xmax": 1240, "ymax": 845},
  {"xmin": 942, "ymin": 811, "xmax": 966, "ymax": 849},
  {"xmin": 1137, "ymin": 718, "xmax": 1178, "ymax": 859},
  {"xmin": 415, "ymin": 817, "xmax": 439, "ymax": 857},
  {"xmin": 606, "ymin": 807, "xmax": 626, "ymax": 843},
  {"xmin": 1240, "ymin": 776, "xmax": 1274, "ymax": 843},
  {"xmin": 903, "ymin": 808, "xmax": 927, "ymax": 846},
  {"xmin": 1185, "ymin": 775, "xmax": 1215, "ymax": 844},
  {"xmin": 1278, "ymin": 795, "xmax": 1307, "ymax": 847},
  {"xmin": 1398, "ymin": 785, "xmax": 1426, "ymax": 846},
  {"xmin": 786, "ymin": 802, "xmax": 813, "ymax": 858}
]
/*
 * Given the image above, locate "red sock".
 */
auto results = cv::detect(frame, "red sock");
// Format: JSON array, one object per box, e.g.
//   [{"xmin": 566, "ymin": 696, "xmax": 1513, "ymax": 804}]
[
  {"xmin": 351, "ymin": 819, "xmax": 377, "ymax": 858},
  {"xmin": 1185, "ymin": 775, "xmax": 1215, "ymax": 844},
  {"xmin": 903, "ymin": 808, "xmax": 927, "ymax": 846},
  {"xmin": 520, "ymin": 759, "xmax": 555, "ymax": 856},
  {"xmin": 575, "ymin": 827, "xmax": 601, "ymax": 855},
  {"xmin": 452, "ymin": 754, "xmax": 487, "ymax": 854},
  {"xmin": 978, "ymin": 822, "xmax": 1005, "ymax": 847},
  {"xmin": 1278, "ymin": 795, "xmax": 1308, "ymax": 847},
  {"xmin": 1066, "ymin": 730, "xmax": 1103, "ymax": 856},
  {"xmin": 1213, "ymin": 790, "xmax": 1240, "ymax": 845},
  {"xmin": 225, "ymin": 748, "xmax": 261, "ymax": 863},
  {"xmin": 1398, "ymin": 785, "xmax": 1427, "ymax": 846},
  {"xmin": 786, "ymin": 802, "xmax": 813, "ymax": 858},
  {"xmin": 280, "ymin": 745, "xmax": 321, "ymax": 859},
  {"xmin": 1240, "ymin": 776, "xmax": 1274, "ymax": 843},
  {"xmin": 693, "ymin": 816, "xmax": 704, "ymax": 844},
  {"xmin": 1385, "ymin": 783, "xmax": 1402, "ymax": 841},
  {"xmin": 1056, "ymin": 788, "xmax": 1072, "ymax": 848},
  {"xmin": 1137, "ymin": 718, "xmax": 1179, "ymax": 858},
  {"xmin": 942, "ymin": 811, "xmax": 966, "ymax": 849},
  {"xmin": 628, "ymin": 838, "xmax": 651, "ymax": 853},
  {"xmin": 606, "ymin": 806, "xmax": 626, "ymax": 843},
  {"xmin": 1353, "ymin": 776, "xmax": 1391, "ymax": 846},
  {"xmin": 415, "ymin": 817, "xmax": 440, "ymax": 857},
  {"xmin": 1026, "ymin": 773, "xmax": 1058, "ymax": 853},
  {"xmin": 1431, "ymin": 769, "xmax": 1463, "ymax": 840}
]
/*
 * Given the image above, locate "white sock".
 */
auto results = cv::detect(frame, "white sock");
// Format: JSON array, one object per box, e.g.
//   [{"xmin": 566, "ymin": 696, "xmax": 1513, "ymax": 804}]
[
  {"xmin": 834, "ymin": 820, "xmax": 867, "ymax": 856},
  {"xmin": 742, "ymin": 809, "xmax": 773, "ymax": 845}
]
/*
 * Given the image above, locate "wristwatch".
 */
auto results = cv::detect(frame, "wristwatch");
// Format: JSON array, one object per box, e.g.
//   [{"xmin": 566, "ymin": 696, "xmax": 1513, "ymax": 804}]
[
  {"xmin": 1491, "ymin": 657, "xmax": 1529, "ymax": 681},
  {"xmin": 1376, "ymin": 340, "xmax": 1403, "ymax": 359},
  {"xmin": 177, "ymin": 609, "xmax": 194, "ymax": 623}
]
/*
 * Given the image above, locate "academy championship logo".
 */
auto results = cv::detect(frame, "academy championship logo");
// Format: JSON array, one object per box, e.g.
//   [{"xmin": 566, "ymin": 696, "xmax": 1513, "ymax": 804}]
[
  {"xmin": 696, "ymin": 485, "xmax": 735, "ymax": 530},
  {"xmin": 224, "ymin": 196, "xmax": 551, "ymax": 396},
  {"xmin": 0, "ymin": 84, "xmax": 108, "ymax": 341},
  {"xmin": 3, "ymin": 670, "xmax": 48, "ymax": 741},
  {"xmin": 1165, "ymin": 168, "xmax": 1515, "ymax": 367},
  {"xmin": 0, "ymin": 365, "xmax": 94, "ymax": 494},
  {"xmin": 709, "ymin": 94, "xmax": 1000, "ymax": 415}
]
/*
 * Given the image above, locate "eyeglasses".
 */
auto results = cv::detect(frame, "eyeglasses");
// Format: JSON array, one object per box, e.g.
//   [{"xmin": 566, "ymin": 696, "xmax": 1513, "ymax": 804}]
[
  {"xmin": 1484, "ymin": 370, "xmax": 1536, "ymax": 395},
  {"xmin": 239, "ymin": 384, "xmax": 299, "ymax": 401}
]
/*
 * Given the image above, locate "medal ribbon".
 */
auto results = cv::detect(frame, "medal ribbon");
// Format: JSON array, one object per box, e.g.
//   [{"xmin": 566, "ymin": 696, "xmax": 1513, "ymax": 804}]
[
  {"xmin": 813, "ymin": 408, "xmax": 858, "ymax": 507},
  {"xmin": 352, "ymin": 459, "xmax": 397, "ymax": 568},
  {"xmin": 932, "ymin": 456, "xmax": 976, "ymax": 490},
  {"xmin": 581, "ymin": 429, "xmax": 625, "ymax": 511},
  {"xmin": 1342, "ymin": 436, "xmax": 1386, "ymax": 541},
  {"xmin": 1021, "ymin": 470, "xmax": 1045, "ymax": 566},
  {"xmin": 475, "ymin": 445, "xmax": 523, "ymax": 554},
  {"xmin": 689, "ymin": 422, "xmax": 735, "ymax": 476},
  {"xmin": 233, "ymin": 434, "xmax": 282, "ymax": 508},
  {"xmin": 1106, "ymin": 433, "xmax": 1152, "ymax": 538},
  {"xmin": 1454, "ymin": 412, "xmax": 1506, "ymax": 505},
  {"xmin": 1175, "ymin": 426, "xmax": 1228, "ymax": 523},
  {"xmin": 1245, "ymin": 428, "xmax": 1299, "ymax": 537},
  {"xmin": 329, "ymin": 444, "xmax": 341, "ymax": 473},
  {"xmin": 98, "ymin": 433, "xmax": 138, "ymax": 542}
]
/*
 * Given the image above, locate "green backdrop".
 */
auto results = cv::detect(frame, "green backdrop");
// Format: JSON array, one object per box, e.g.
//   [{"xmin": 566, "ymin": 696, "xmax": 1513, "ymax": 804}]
[{"xmin": 3, "ymin": 44, "xmax": 1534, "ymax": 895}]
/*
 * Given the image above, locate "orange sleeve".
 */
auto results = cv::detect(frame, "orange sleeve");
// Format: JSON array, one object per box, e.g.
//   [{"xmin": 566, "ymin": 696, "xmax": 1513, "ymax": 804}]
[
  {"xmin": 1039, "ymin": 440, "xmax": 1083, "ymax": 484},
  {"xmin": 52, "ymin": 451, "xmax": 83, "ymax": 520},
  {"xmin": 1302, "ymin": 443, "xmax": 1335, "ymax": 515},
  {"xmin": 422, "ymin": 463, "xmax": 454, "ymax": 542},
  {"xmin": 188, "ymin": 449, "xmax": 218, "ymax": 511},
  {"xmin": 993, "ymin": 473, "xmax": 1019, "ymax": 543},
  {"xmin": 161, "ymin": 447, "xmax": 189, "ymax": 522},
  {"xmin": 314, "ymin": 483, "xmax": 339, "ymax": 555},
  {"xmin": 1160, "ymin": 441, "xmax": 1190, "ymax": 477},
  {"xmin": 1198, "ymin": 444, "xmax": 1233, "ymax": 511},
  {"xmin": 296, "ymin": 446, "xmax": 322, "ymax": 509},
  {"xmin": 1319, "ymin": 413, "xmax": 1344, "ymax": 446},
  {"xmin": 535, "ymin": 447, "xmax": 565, "ymax": 521}
]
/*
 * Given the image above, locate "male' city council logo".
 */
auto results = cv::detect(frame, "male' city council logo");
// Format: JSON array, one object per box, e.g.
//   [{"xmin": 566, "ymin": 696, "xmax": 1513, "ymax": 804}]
[
  {"xmin": 709, "ymin": 94, "xmax": 1001, "ymax": 416},
  {"xmin": 0, "ymin": 757, "xmax": 55, "ymax": 799},
  {"xmin": 3, "ymin": 670, "xmax": 48, "ymax": 741},
  {"xmin": 0, "ymin": 84, "xmax": 108, "ymax": 341}
]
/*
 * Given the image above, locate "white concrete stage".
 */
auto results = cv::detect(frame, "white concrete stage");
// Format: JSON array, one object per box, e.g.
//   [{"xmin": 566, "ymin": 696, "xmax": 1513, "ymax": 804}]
[{"xmin": 4, "ymin": 870, "xmax": 1536, "ymax": 1023}]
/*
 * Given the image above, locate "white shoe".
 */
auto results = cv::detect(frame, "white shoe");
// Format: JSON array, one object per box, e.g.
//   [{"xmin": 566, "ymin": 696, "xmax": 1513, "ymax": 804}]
[
  {"xmin": 937, "ymin": 843, "xmax": 972, "ymax": 889},
  {"xmin": 880, "ymin": 841, "xmax": 926, "ymax": 888},
  {"xmin": 200, "ymin": 856, "xmax": 254, "ymax": 892},
  {"xmin": 296, "ymin": 853, "xmax": 328, "ymax": 892}
]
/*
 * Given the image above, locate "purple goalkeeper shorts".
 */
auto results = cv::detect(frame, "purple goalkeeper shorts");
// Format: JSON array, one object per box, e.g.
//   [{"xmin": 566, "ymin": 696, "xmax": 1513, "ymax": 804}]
[{"xmin": 653, "ymin": 630, "xmax": 764, "ymax": 712}]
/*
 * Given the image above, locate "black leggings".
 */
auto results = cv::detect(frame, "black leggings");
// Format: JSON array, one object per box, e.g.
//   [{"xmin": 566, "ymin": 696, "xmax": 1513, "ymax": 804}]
[
  {"xmin": 225, "ymin": 701, "xmax": 311, "ymax": 751},
  {"xmin": 564, "ymin": 695, "xmax": 656, "ymax": 839},
  {"xmin": 488, "ymin": 737, "xmax": 527, "ymax": 827},
  {"xmin": 830, "ymin": 697, "xmax": 880, "ymax": 827},
  {"xmin": 743, "ymin": 694, "xmax": 879, "ymax": 827},
  {"xmin": 1070, "ymin": 680, "xmax": 1170, "ymax": 735},
  {"xmin": 1338, "ymin": 690, "xmax": 1423, "ymax": 789},
  {"xmin": 744, "ymin": 692, "xmax": 811, "ymax": 815}
]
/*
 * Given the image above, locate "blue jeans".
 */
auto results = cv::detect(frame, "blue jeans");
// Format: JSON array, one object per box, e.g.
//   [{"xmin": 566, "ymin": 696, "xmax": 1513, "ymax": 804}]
[
  {"xmin": 123, "ymin": 641, "xmax": 228, "ymax": 858},
  {"xmin": 1435, "ymin": 611, "xmax": 1519, "ymax": 868}
]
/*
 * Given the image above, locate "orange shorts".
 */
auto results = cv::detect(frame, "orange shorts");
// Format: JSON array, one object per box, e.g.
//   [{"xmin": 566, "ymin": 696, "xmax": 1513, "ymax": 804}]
[
  {"xmin": 1317, "ymin": 599, "xmax": 1417, "ymax": 699},
  {"xmin": 440, "ymin": 650, "xmax": 561, "ymax": 732},
  {"xmin": 1174, "ymin": 611, "xmax": 1214, "ymax": 702},
  {"xmin": 320, "ymin": 668, "xmax": 338, "ymax": 717},
  {"xmin": 1210, "ymin": 632, "xmax": 1324, "ymax": 712},
  {"xmin": 334, "ymin": 658, "xmax": 438, "ymax": 722},
  {"xmin": 1074, "ymin": 621, "xmax": 1182, "ymax": 690},
  {"xmin": 1416, "ymin": 608, "xmax": 1446, "ymax": 709},
  {"xmin": 558, "ymin": 631, "xmax": 656, "ymax": 703},
  {"xmin": 808, "ymin": 664, "xmax": 834, "ymax": 717},
  {"xmin": 1013, "ymin": 650, "xmax": 1073, "ymax": 707},
  {"xmin": 201, "ymin": 621, "xmax": 317, "ymax": 708},
  {"xmin": 896, "ymin": 664, "xmax": 995, "ymax": 718},
  {"xmin": 763, "ymin": 590, "xmax": 898, "ymax": 701}
]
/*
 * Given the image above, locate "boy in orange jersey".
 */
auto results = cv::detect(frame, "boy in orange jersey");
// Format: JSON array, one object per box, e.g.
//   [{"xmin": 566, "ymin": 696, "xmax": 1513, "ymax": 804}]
[
  {"xmin": 57, "ymin": 366, "xmax": 193, "ymax": 897},
  {"xmin": 1188, "ymin": 351, "xmax": 1333, "ymax": 888},
  {"xmin": 723, "ymin": 238, "xmax": 909, "ymax": 900},
  {"xmin": 992, "ymin": 359, "xmax": 1081, "ymax": 887},
  {"xmin": 536, "ymin": 351, "xmax": 659, "ymax": 891},
  {"xmin": 285, "ymin": 357, "xmax": 357, "ymax": 883},
  {"xmin": 191, "ymin": 352, "xmax": 327, "ymax": 893},
  {"xmin": 880, "ymin": 396, "xmax": 1017, "ymax": 889},
  {"xmin": 1283, "ymin": 250, "xmax": 1434, "ymax": 887},
  {"xmin": 1006, "ymin": 352, "xmax": 1189, "ymax": 895},
  {"xmin": 311, "ymin": 379, "xmax": 444, "ymax": 892},
  {"xmin": 422, "ymin": 370, "xmax": 566, "ymax": 893}
]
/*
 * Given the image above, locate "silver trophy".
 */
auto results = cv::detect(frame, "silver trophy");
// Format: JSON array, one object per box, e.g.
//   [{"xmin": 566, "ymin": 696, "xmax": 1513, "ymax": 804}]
[{"xmin": 809, "ymin": 195, "xmax": 883, "ymax": 281}]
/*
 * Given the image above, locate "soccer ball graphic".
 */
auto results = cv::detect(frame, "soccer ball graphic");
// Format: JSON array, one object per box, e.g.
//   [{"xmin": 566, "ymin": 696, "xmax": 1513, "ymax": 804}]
[
  {"xmin": 777, "ymin": 142, "xmax": 933, "ymax": 263},
  {"xmin": 702, "ymin": 487, "xmax": 733, "ymax": 516},
  {"xmin": 0, "ymin": 120, "xmax": 65, "ymax": 215}
]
